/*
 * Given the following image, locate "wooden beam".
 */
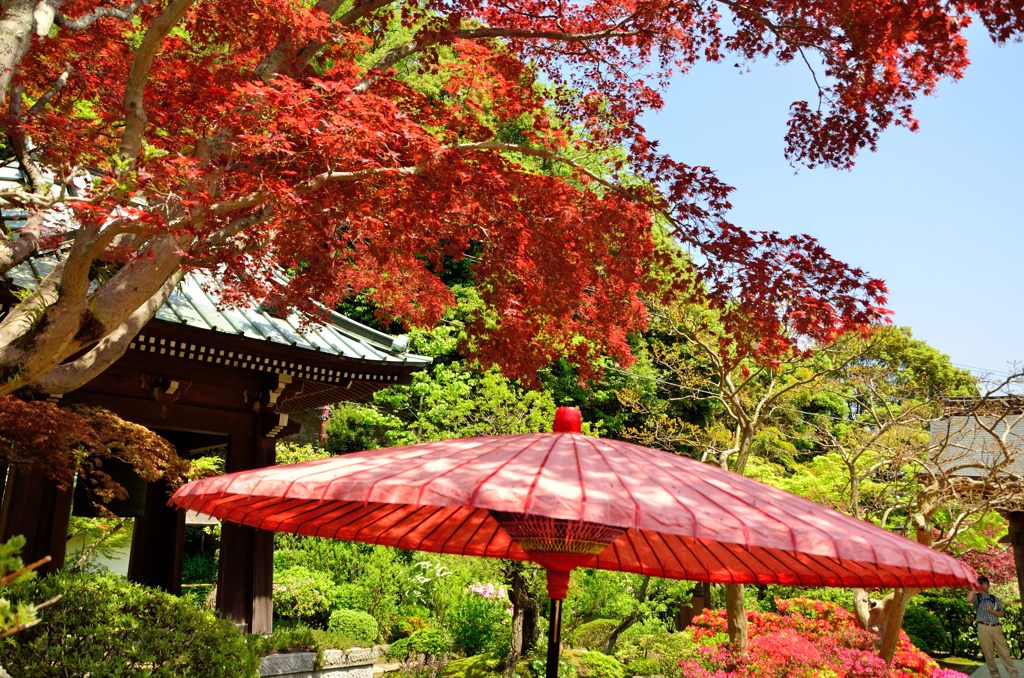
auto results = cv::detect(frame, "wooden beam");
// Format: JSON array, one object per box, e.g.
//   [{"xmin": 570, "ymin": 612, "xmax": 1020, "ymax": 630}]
[
  {"xmin": 158, "ymin": 431, "xmax": 227, "ymax": 456},
  {"xmin": 0, "ymin": 466, "xmax": 72, "ymax": 574},
  {"xmin": 127, "ymin": 478, "xmax": 185, "ymax": 594},
  {"xmin": 216, "ymin": 431, "xmax": 276, "ymax": 634},
  {"xmin": 62, "ymin": 392, "xmax": 258, "ymax": 435}
]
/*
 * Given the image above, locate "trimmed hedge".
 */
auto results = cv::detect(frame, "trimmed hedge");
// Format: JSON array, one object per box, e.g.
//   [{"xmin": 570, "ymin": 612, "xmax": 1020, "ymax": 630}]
[
  {"xmin": 2, "ymin": 572, "xmax": 257, "ymax": 678},
  {"xmin": 386, "ymin": 627, "xmax": 455, "ymax": 660},
  {"xmin": 328, "ymin": 608, "xmax": 379, "ymax": 645}
]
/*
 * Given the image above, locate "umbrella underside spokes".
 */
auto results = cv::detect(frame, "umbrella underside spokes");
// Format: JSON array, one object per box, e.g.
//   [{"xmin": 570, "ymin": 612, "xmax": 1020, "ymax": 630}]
[
  {"xmin": 490, "ymin": 511, "xmax": 625, "ymax": 556},
  {"xmin": 181, "ymin": 492, "xmax": 965, "ymax": 590}
]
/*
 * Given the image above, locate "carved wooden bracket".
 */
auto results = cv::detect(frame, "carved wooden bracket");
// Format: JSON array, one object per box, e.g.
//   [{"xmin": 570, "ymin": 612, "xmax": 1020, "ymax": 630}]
[{"xmin": 265, "ymin": 412, "xmax": 290, "ymax": 439}]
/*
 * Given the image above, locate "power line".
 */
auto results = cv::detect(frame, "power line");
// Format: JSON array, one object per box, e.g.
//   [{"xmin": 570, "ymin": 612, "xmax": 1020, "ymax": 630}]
[
  {"xmin": 952, "ymin": 362, "xmax": 1020, "ymax": 379},
  {"xmin": 602, "ymin": 364, "xmax": 874, "ymax": 424}
]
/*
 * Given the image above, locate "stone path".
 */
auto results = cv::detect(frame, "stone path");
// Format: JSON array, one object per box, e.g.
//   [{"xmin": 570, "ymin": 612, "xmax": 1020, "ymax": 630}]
[{"xmin": 970, "ymin": 659, "xmax": 1024, "ymax": 677}]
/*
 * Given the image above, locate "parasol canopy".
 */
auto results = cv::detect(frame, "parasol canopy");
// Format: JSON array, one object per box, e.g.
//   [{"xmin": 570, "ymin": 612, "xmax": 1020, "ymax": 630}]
[{"xmin": 171, "ymin": 407, "xmax": 974, "ymax": 675}]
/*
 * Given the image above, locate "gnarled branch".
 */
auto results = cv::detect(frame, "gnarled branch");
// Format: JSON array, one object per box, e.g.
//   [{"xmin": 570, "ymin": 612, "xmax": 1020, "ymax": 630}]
[
  {"xmin": 34, "ymin": 267, "xmax": 184, "ymax": 394},
  {"xmin": 56, "ymin": 0, "xmax": 148, "ymax": 29}
]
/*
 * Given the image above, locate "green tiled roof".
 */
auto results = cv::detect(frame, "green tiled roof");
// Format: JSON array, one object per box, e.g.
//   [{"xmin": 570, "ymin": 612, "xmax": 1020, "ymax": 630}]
[{"xmin": 7, "ymin": 255, "xmax": 431, "ymax": 367}]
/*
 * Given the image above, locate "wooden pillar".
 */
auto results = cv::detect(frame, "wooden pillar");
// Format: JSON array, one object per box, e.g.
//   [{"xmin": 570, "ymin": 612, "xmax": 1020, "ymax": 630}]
[
  {"xmin": 0, "ymin": 466, "xmax": 72, "ymax": 574},
  {"xmin": 128, "ymin": 479, "xmax": 185, "ymax": 593},
  {"xmin": 216, "ymin": 430, "xmax": 275, "ymax": 634},
  {"xmin": 1007, "ymin": 512, "xmax": 1024, "ymax": 605}
]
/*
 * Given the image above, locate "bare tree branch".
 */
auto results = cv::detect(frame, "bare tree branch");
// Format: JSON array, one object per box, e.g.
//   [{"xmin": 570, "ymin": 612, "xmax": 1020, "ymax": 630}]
[
  {"xmin": 353, "ymin": 24, "xmax": 640, "ymax": 93},
  {"xmin": 27, "ymin": 63, "xmax": 73, "ymax": 115}
]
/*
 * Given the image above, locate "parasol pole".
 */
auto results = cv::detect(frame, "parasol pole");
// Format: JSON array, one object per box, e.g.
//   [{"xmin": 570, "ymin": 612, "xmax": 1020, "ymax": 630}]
[
  {"xmin": 546, "ymin": 597, "xmax": 563, "ymax": 678},
  {"xmin": 545, "ymin": 569, "xmax": 571, "ymax": 678}
]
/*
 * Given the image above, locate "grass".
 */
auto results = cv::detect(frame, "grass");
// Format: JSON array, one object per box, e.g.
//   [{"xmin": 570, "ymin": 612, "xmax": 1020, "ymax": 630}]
[{"xmin": 934, "ymin": 655, "xmax": 982, "ymax": 673}]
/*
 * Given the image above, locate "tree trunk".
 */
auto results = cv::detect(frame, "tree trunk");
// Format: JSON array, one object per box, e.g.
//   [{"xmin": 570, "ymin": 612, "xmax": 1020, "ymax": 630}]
[
  {"xmin": 725, "ymin": 584, "xmax": 749, "ymax": 649},
  {"xmin": 507, "ymin": 606, "xmax": 525, "ymax": 677},
  {"xmin": 726, "ymin": 425, "xmax": 753, "ymax": 649},
  {"xmin": 878, "ymin": 590, "xmax": 909, "ymax": 663},
  {"xmin": 675, "ymin": 588, "xmax": 706, "ymax": 630},
  {"xmin": 699, "ymin": 581, "xmax": 711, "ymax": 605},
  {"xmin": 602, "ymin": 576, "xmax": 650, "ymax": 655},
  {"xmin": 1007, "ymin": 511, "xmax": 1024, "ymax": 607},
  {"xmin": 603, "ymin": 613, "xmax": 639, "ymax": 655},
  {"xmin": 853, "ymin": 588, "xmax": 916, "ymax": 664},
  {"xmin": 853, "ymin": 588, "xmax": 872, "ymax": 629},
  {"xmin": 505, "ymin": 562, "xmax": 538, "ymax": 677},
  {"xmin": 0, "ymin": 0, "xmax": 57, "ymax": 106}
]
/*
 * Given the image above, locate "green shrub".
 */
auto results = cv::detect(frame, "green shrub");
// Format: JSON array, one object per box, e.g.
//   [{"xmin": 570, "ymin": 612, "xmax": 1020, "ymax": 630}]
[
  {"xmin": 577, "ymin": 651, "xmax": 626, "ymax": 678},
  {"xmin": 273, "ymin": 538, "xmax": 419, "ymax": 639},
  {"xmin": 649, "ymin": 633, "xmax": 694, "ymax": 667},
  {"xmin": 181, "ymin": 550, "xmax": 218, "ymax": 584},
  {"xmin": 337, "ymin": 582, "xmax": 372, "ymax": 611},
  {"xmin": 387, "ymin": 628, "xmax": 455, "ymax": 660},
  {"xmin": 566, "ymin": 571, "xmax": 639, "ymax": 628},
  {"xmin": 180, "ymin": 582, "xmax": 215, "ymax": 608},
  {"xmin": 1002, "ymin": 601, "xmax": 1024, "ymax": 658},
  {"xmin": 447, "ymin": 589, "xmax": 511, "ymax": 656},
  {"xmin": 753, "ymin": 585, "xmax": 854, "ymax": 613},
  {"xmin": 251, "ymin": 625, "xmax": 321, "ymax": 656},
  {"xmin": 329, "ymin": 608, "xmax": 379, "ymax": 644},
  {"xmin": 250, "ymin": 624, "xmax": 363, "ymax": 663},
  {"xmin": 623, "ymin": 658, "xmax": 661, "ymax": 676},
  {"xmin": 568, "ymin": 619, "xmax": 619, "ymax": 650},
  {"xmin": 2, "ymin": 572, "xmax": 257, "ymax": 678},
  {"xmin": 614, "ymin": 630, "xmax": 694, "ymax": 676},
  {"xmin": 613, "ymin": 619, "xmax": 671, "ymax": 662},
  {"xmin": 902, "ymin": 604, "xmax": 949, "ymax": 655},
  {"xmin": 274, "ymin": 565, "xmax": 341, "ymax": 628}
]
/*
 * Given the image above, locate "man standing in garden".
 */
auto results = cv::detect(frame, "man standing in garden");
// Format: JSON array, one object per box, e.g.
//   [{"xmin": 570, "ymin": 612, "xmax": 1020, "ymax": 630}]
[{"xmin": 969, "ymin": 576, "xmax": 1019, "ymax": 677}]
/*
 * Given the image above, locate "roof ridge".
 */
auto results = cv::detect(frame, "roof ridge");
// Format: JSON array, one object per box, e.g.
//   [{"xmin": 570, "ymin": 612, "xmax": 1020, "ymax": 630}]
[{"xmin": 4, "ymin": 251, "xmax": 430, "ymax": 366}]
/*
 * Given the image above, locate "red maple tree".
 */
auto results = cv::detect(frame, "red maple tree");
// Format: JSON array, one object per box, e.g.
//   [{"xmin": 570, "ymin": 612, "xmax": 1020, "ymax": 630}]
[{"xmin": 0, "ymin": 0, "xmax": 1019, "ymax": 395}]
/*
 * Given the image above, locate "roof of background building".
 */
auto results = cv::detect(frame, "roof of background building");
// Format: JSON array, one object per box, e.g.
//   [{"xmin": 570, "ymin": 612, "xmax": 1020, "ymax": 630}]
[
  {"xmin": 929, "ymin": 414, "xmax": 1024, "ymax": 478},
  {"xmin": 1, "ymin": 162, "xmax": 430, "ymax": 368}
]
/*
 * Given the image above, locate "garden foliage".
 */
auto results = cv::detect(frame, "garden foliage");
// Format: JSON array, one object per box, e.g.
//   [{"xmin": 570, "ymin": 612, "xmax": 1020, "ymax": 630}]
[
  {"xmin": 679, "ymin": 598, "xmax": 968, "ymax": 678},
  {"xmin": 387, "ymin": 628, "xmax": 456, "ymax": 661},
  {"xmin": 273, "ymin": 565, "xmax": 343, "ymax": 628},
  {"xmin": 568, "ymin": 619, "xmax": 620, "ymax": 650},
  {"xmin": 901, "ymin": 605, "xmax": 950, "ymax": 656},
  {"xmin": 2, "ymin": 573, "xmax": 257, "ymax": 677},
  {"xmin": 449, "ymin": 584, "xmax": 513, "ymax": 657},
  {"xmin": 328, "ymin": 608, "xmax": 379, "ymax": 645},
  {"xmin": 575, "ymin": 651, "xmax": 627, "ymax": 678}
]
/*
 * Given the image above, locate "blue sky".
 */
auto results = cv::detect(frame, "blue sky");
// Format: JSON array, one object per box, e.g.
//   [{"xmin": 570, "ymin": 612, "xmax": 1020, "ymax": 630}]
[{"xmin": 640, "ymin": 25, "xmax": 1024, "ymax": 378}]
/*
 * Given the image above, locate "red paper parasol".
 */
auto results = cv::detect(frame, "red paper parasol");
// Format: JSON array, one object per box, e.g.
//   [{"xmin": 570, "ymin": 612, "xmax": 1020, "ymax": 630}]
[{"xmin": 171, "ymin": 407, "xmax": 974, "ymax": 676}]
